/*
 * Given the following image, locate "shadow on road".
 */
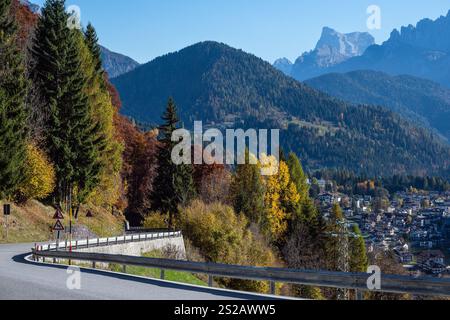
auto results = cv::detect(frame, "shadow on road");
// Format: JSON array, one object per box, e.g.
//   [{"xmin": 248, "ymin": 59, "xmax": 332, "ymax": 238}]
[{"xmin": 12, "ymin": 252, "xmax": 278, "ymax": 300}]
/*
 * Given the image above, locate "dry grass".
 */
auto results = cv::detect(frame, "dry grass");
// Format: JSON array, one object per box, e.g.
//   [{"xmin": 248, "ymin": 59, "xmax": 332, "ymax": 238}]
[{"xmin": 0, "ymin": 200, "xmax": 124, "ymax": 244}]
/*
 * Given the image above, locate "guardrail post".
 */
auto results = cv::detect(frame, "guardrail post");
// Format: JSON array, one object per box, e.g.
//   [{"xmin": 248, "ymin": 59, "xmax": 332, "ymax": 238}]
[
  {"xmin": 115, "ymin": 236, "xmax": 118, "ymax": 244},
  {"xmin": 208, "ymin": 275, "xmax": 213, "ymax": 287},
  {"xmin": 160, "ymin": 269, "xmax": 165, "ymax": 280},
  {"xmin": 123, "ymin": 265, "xmax": 127, "ymax": 273},
  {"xmin": 86, "ymin": 237, "xmax": 89, "ymax": 248},
  {"xmin": 65, "ymin": 240, "xmax": 67, "ymax": 251},
  {"xmin": 75, "ymin": 240, "xmax": 78, "ymax": 250},
  {"xmin": 106, "ymin": 238, "xmax": 109, "ymax": 246},
  {"xmin": 92, "ymin": 261, "xmax": 96, "ymax": 269},
  {"xmin": 355, "ymin": 289, "xmax": 364, "ymax": 300},
  {"xmin": 270, "ymin": 281, "xmax": 276, "ymax": 295}
]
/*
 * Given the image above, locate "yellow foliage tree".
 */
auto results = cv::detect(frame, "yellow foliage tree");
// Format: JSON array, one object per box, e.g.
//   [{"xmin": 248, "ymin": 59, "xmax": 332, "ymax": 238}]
[
  {"xmin": 262, "ymin": 159, "xmax": 300, "ymax": 242},
  {"xmin": 143, "ymin": 212, "xmax": 169, "ymax": 229},
  {"xmin": 179, "ymin": 200, "xmax": 275, "ymax": 293},
  {"xmin": 19, "ymin": 144, "xmax": 56, "ymax": 200}
]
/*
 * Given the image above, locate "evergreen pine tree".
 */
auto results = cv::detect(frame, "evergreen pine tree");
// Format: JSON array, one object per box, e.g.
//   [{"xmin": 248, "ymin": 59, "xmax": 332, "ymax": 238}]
[
  {"xmin": 325, "ymin": 203, "xmax": 350, "ymax": 299},
  {"xmin": 84, "ymin": 23, "xmax": 103, "ymax": 76},
  {"xmin": 283, "ymin": 198, "xmax": 327, "ymax": 299},
  {"xmin": 325, "ymin": 203, "xmax": 347, "ymax": 271},
  {"xmin": 174, "ymin": 161, "xmax": 197, "ymax": 209},
  {"xmin": 31, "ymin": 0, "xmax": 104, "ymax": 209},
  {"xmin": 81, "ymin": 22, "xmax": 123, "ymax": 209},
  {"xmin": 287, "ymin": 152, "xmax": 310, "ymax": 204},
  {"xmin": 152, "ymin": 98, "xmax": 195, "ymax": 227},
  {"xmin": 65, "ymin": 31, "xmax": 106, "ymax": 205},
  {"xmin": 31, "ymin": 0, "xmax": 73, "ymax": 202},
  {"xmin": 0, "ymin": 0, "xmax": 28, "ymax": 199},
  {"xmin": 349, "ymin": 224, "xmax": 368, "ymax": 272},
  {"xmin": 229, "ymin": 149, "xmax": 265, "ymax": 223}
]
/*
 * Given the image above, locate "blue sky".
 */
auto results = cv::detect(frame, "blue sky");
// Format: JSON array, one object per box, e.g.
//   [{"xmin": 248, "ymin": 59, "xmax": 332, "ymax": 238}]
[{"xmin": 33, "ymin": 0, "xmax": 450, "ymax": 64}]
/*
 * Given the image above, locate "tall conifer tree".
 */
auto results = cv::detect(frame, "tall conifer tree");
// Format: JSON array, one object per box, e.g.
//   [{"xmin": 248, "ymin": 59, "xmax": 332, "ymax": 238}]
[
  {"xmin": 81, "ymin": 22, "xmax": 123, "ymax": 209},
  {"xmin": 31, "ymin": 0, "xmax": 72, "ymax": 202},
  {"xmin": 287, "ymin": 152, "xmax": 309, "ymax": 204},
  {"xmin": 0, "ymin": 0, "xmax": 28, "ymax": 198},
  {"xmin": 229, "ymin": 150, "xmax": 265, "ymax": 223},
  {"xmin": 64, "ymin": 31, "xmax": 105, "ymax": 205},
  {"xmin": 152, "ymin": 98, "xmax": 195, "ymax": 227},
  {"xmin": 349, "ymin": 224, "xmax": 368, "ymax": 272},
  {"xmin": 84, "ymin": 23, "xmax": 103, "ymax": 76},
  {"xmin": 31, "ymin": 0, "xmax": 104, "ymax": 209}
]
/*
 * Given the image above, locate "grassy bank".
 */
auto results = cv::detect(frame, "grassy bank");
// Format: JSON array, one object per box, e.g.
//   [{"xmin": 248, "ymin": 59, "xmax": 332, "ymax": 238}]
[
  {"xmin": 0, "ymin": 200, "xmax": 124, "ymax": 244},
  {"xmin": 109, "ymin": 250, "xmax": 207, "ymax": 287}
]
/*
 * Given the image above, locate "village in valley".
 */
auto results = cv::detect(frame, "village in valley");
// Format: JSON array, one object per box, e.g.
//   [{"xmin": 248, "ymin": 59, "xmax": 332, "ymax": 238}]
[{"xmin": 312, "ymin": 179, "xmax": 450, "ymax": 277}]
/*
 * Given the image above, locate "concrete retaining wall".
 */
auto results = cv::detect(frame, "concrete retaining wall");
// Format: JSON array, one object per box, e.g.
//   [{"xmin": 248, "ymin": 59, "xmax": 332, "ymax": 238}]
[{"xmin": 76, "ymin": 236, "xmax": 186, "ymax": 260}]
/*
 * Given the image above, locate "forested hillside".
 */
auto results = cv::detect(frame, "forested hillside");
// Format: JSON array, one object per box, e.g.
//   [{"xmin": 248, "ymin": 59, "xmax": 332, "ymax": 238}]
[
  {"xmin": 112, "ymin": 41, "xmax": 450, "ymax": 177},
  {"xmin": 306, "ymin": 70, "xmax": 450, "ymax": 142}
]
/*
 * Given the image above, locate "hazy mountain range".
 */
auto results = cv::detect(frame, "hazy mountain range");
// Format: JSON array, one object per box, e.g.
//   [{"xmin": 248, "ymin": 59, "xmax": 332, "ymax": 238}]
[
  {"xmin": 100, "ymin": 46, "xmax": 140, "ymax": 78},
  {"xmin": 112, "ymin": 41, "xmax": 450, "ymax": 177},
  {"xmin": 274, "ymin": 27, "xmax": 375, "ymax": 80},
  {"xmin": 326, "ymin": 10, "xmax": 450, "ymax": 88},
  {"xmin": 277, "ymin": 10, "xmax": 450, "ymax": 87}
]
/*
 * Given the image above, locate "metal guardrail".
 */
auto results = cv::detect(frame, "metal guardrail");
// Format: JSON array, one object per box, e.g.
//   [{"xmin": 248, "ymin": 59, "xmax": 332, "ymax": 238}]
[
  {"xmin": 34, "ymin": 231, "xmax": 182, "ymax": 252},
  {"xmin": 32, "ymin": 244, "xmax": 450, "ymax": 299},
  {"xmin": 125, "ymin": 228, "xmax": 174, "ymax": 235}
]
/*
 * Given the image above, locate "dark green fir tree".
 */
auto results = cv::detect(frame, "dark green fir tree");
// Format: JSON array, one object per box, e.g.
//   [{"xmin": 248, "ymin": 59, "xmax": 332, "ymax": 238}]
[
  {"xmin": 0, "ymin": 0, "xmax": 28, "ymax": 199},
  {"xmin": 84, "ymin": 22, "xmax": 103, "ymax": 76},
  {"xmin": 349, "ymin": 224, "xmax": 368, "ymax": 272},
  {"xmin": 31, "ymin": 0, "xmax": 104, "ymax": 209},
  {"xmin": 152, "ymin": 98, "xmax": 196, "ymax": 227},
  {"xmin": 229, "ymin": 149, "xmax": 265, "ymax": 223},
  {"xmin": 287, "ymin": 152, "xmax": 310, "ymax": 204}
]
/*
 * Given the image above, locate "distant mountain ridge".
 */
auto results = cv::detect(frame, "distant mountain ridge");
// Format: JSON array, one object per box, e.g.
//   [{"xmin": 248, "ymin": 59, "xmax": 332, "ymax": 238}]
[
  {"xmin": 323, "ymin": 10, "xmax": 450, "ymax": 87},
  {"xmin": 273, "ymin": 58, "xmax": 293, "ymax": 76},
  {"xmin": 306, "ymin": 70, "xmax": 450, "ymax": 142},
  {"xmin": 274, "ymin": 27, "xmax": 374, "ymax": 80},
  {"xmin": 112, "ymin": 41, "xmax": 450, "ymax": 177},
  {"xmin": 100, "ymin": 46, "xmax": 140, "ymax": 78}
]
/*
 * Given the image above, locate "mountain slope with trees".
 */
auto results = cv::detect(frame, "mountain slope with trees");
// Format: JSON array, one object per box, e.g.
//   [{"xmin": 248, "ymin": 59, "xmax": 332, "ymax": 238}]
[
  {"xmin": 112, "ymin": 41, "xmax": 450, "ymax": 177},
  {"xmin": 306, "ymin": 70, "xmax": 450, "ymax": 142}
]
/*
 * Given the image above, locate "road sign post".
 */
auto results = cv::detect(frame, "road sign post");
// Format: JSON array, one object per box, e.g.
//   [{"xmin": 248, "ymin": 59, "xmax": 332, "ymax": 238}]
[
  {"xmin": 53, "ymin": 209, "xmax": 64, "ymax": 250},
  {"xmin": 4, "ymin": 204, "xmax": 11, "ymax": 240}
]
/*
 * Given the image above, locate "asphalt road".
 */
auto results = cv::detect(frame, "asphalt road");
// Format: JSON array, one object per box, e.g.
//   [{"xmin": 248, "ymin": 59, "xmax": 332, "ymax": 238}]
[{"xmin": 0, "ymin": 243, "xmax": 273, "ymax": 300}]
